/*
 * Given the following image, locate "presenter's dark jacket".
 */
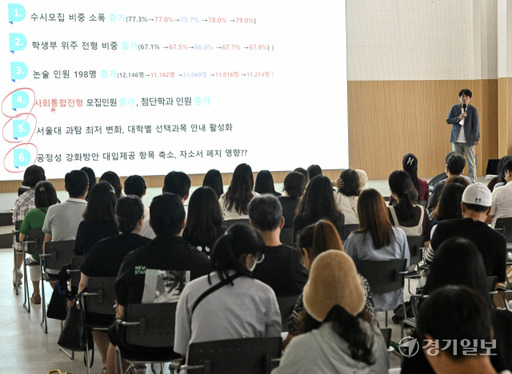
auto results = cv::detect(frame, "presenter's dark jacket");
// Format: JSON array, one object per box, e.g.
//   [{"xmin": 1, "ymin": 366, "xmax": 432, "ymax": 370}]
[{"xmin": 446, "ymin": 103, "xmax": 480, "ymax": 146}]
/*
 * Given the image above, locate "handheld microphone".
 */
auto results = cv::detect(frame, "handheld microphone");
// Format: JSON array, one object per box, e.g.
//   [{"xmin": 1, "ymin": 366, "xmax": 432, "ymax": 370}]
[{"xmin": 463, "ymin": 103, "xmax": 467, "ymax": 112}]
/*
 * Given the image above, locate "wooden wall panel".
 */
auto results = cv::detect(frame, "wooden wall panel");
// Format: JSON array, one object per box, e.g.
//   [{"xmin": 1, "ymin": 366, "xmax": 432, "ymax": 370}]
[{"xmin": 498, "ymin": 78, "xmax": 512, "ymax": 156}]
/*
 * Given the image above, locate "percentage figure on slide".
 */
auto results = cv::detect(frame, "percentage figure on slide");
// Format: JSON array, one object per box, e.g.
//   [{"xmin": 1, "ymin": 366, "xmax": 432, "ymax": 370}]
[{"xmin": 208, "ymin": 17, "xmax": 227, "ymax": 23}]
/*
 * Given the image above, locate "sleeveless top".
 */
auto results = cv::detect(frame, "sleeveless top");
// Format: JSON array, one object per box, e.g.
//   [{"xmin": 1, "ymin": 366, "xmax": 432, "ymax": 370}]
[{"xmin": 389, "ymin": 205, "xmax": 424, "ymax": 236}]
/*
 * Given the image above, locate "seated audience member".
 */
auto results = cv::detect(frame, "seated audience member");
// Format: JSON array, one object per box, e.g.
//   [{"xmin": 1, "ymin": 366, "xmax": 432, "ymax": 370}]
[
  {"xmin": 293, "ymin": 167, "xmax": 309, "ymax": 185},
  {"xmin": 344, "ymin": 189, "xmax": 410, "ymax": 311},
  {"xmin": 273, "ymin": 250, "xmax": 389, "ymax": 374},
  {"xmin": 287, "ymin": 220, "xmax": 375, "ymax": 343},
  {"xmin": 416, "ymin": 285, "xmax": 512, "ymax": 374},
  {"xmin": 80, "ymin": 166, "xmax": 96, "ymax": 200},
  {"xmin": 124, "ymin": 174, "xmax": 155, "ymax": 239},
  {"xmin": 254, "ymin": 170, "xmax": 281, "ymax": 196},
  {"xmin": 293, "ymin": 176, "xmax": 345, "ymax": 241},
  {"xmin": 248, "ymin": 195, "xmax": 308, "ymax": 297},
  {"xmin": 388, "ymin": 170, "xmax": 429, "ymax": 241},
  {"xmin": 19, "ymin": 181, "xmax": 58, "ymax": 304},
  {"xmin": 488, "ymin": 155, "xmax": 512, "ymax": 192},
  {"xmin": 202, "ymin": 169, "xmax": 224, "ymax": 199},
  {"xmin": 183, "ymin": 187, "xmax": 225, "ymax": 255},
  {"xmin": 307, "ymin": 164, "xmax": 322, "ymax": 180},
  {"xmin": 355, "ymin": 169, "xmax": 369, "ymax": 192},
  {"xmin": 489, "ymin": 158, "xmax": 512, "ymax": 227},
  {"xmin": 163, "ymin": 170, "xmax": 191, "ymax": 203},
  {"xmin": 106, "ymin": 193, "xmax": 210, "ymax": 374},
  {"xmin": 78, "ymin": 195, "xmax": 151, "ymax": 371},
  {"xmin": 99, "ymin": 171, "xmax": 123, "ymax": 200},
  {"xmin": 429, "ymin": 182, "xmax": 466, "ymax": 229},
  {"xmin": 174, "ymin": 224, "xmax": 281, "ymax": 356},
  {"xmin": 426, "ymin": 183, "xmax": 506, "ymax": 287},
  {"xmin": 74, "ymin": 181, "xmax": 118, "ymax": 256},
  {"xmin": 389, "ymin": 153, "xmax": 429, "ymax": 205},
  {"xmin": 12, "ymin": 165, "xmax": 46, "ymax": 286},
  {"xmin": 278, "ymin": 171, "xmax": 306, "ymax": 229},
  {"xmin": 219, "ymin": 163, "xmax": 257, "ymax": 220},
  {"xmin": 427, "ymin": 153, "xmax": 471, "ymax": 213},
  {"xmin": 334, "ymin": 168, "xmax": 360, "ymax": 225}
]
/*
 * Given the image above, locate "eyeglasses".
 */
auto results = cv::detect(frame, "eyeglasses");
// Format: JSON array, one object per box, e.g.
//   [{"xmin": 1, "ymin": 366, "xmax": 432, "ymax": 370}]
[{"xmin": 252, "ymin": 253, "xmax": 265, "ymax": 264}]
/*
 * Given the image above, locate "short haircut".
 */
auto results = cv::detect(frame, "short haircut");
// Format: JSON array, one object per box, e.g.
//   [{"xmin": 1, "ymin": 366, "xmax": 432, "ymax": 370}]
[
  {"xmin": 462, "ymin": 202, "xmax": 490, "ymax": 213},
  {"xmin": 293, "ymin": 167, "xmax": 309, "ymax": 183},
  {"xmin": 22, "ymin": 165, "xmax": 46, "ymax": 188},
  {"xmin": 149, "ymin": 193, "xmax": 185, "ymax": 236},
  {"xmin": 445, "ymin": 151, "xmax": 456, "ymax": 164},
  {"xmin": 503, "ymin": 158, "xmax": 512, "ymax": 175},
  {"xmin": 124, "ymin": 175, "xmax": 147, "ymax": 198},
  {"xmin": 458, "ymin": 89, "xmax": 472, "ymax": 98},
  {"xmin": 307, "ymin": 164, "xmax": 322, "ymax": 180},
  {"xmin": 446, "ymin": 154, "xmax": 466, "ymax": 175},
  {"xmin": 163, "ymin": 171, "xmax": 191, "ymax": 199},
  {"xmin": 339, "ymin": 169, "xmax": 360, "ymax": 197},
  {"xmin": 284, "ymin": 171, "xmax": 306, "ymax": 199},
  {"xmin": 34, "ymin": 181, "xmax": 58, "ymax": 208},
  {"xmin": 116, "ymin": 195, "xmax": 144, "ymax": 233},
  {"xmin": 248, "ymin": 194, "xmax": 282, "ymax": 231},
  {"xmin": 417, "ymin": 285, "xmax": 492, "ymax": 359},
  {"xmin": 65, "ymin": 170, "xmax": 89, "ymax": 198}
]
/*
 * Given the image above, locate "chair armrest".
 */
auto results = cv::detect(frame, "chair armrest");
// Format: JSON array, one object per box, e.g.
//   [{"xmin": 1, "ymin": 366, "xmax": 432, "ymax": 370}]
[{"xmin": 120, "ymin": 321, "xmax": 141, "ymax": 326}]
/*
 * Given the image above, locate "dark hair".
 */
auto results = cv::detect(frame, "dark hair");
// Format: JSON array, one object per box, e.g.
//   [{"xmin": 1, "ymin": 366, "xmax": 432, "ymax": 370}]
[
  {"xmin": 163, "ymin": 171, "xmax": 191, "ymax": 199},
  {"xmin": 307, "ymin": 164, "xmax": 322, "ymax": 180},
  {"xmin": 497, "ymin": 156, "xmax": 512, "ymax": 183},
  {"xmin": 389, "ymin": 170, "xmax": 415, "ymax": 221},
  {"xmin": 116, "ymin": 195, "xmax": 144, "ymax": 233},
  {"xmin": 65, "ymin": 170, "xmax": 89, "ymax": 198},
  {"xmin": 254, "ymin": 170, "xmax": 280, "ymax": 196},
  {"xmin": 356, "ymin": 189, "xmax": 394, "ymax": 249},
  {"xmin": 296, "ymin": 176, "xmax": 342, "ymax": 227},
  {"xmin": 503, "ymin": 158, "xmax": 512, "ymax": 177},
  {"xmin": 417, "ymin": 285, "xmax": 492, "ymax": 359},
  {"xmin": 339, "ymin": 169, "xmax": 360, "ymax": 197},
  {"xmin": 284, "ymin": 172, "xmax": 306, "ymax": 199},
  {"xmin": 445, "ymin": 151, "xmax": 456, "ymax": 164},
  {"xmin": 298, "ymin": 220, "xmax": 343, "ymax": 262},
  {"xmin": 184, "ymin": 187, "xmax": 223, "ymax": 249},
  {"xmin": 402, "ymin": 153, "xmax": 420, "ymax": 202},
  {"xmin": 22, "ymin": 165, "xmax": 46, "ymax": 188},
  {"xmin": 202, "ymin": 169, "xmax": 224, "ymax": 198},
  {"xmin": 34, "ymin": 181, "xmax": 58, "ymax": 209},
  {"xmin": 248, "ymin": 194, "xmax": 282, "ymax": 231},
  {"xmin": 458, "ymin": 88, "xmax": 472, "ymax": 98},
  {"xmin": 80, "ymin": 167, "xmax": 96, "ymax": 191},
  {"xmin": 431, "ymin": 183, "xmax": 465, "ymax": 222},
  {"xmin": 99, "ymin": 171, "xmax": 122, "ymax": 199},
  {"xmin": 124, "ymin": 175, "xmax": 146, "ymax": 198},
  {"xmin": 149, "ymin": 193, "xmax": 185, "ymax": 236},
  {"xmin": 463, "ymin": 202, "xmax": 490, "ymax": 213},
  {"xmin": 446, "ymin": 154, "xmax": 466, "ymax": 175},
  {"xmin": 423, "ymin": 237, "xmax": 489, "ymax": 298},
  {"xmin": 445, "ymin": 175, "xmax": 470, "ymax": 188},
  {"xmin": 224, "ymin": 163, "xmax": 254, "ymax": 215},
  {"xmin": 293, "ymin": 167, "xmax": 309, "ymax": 184},
  {"xmin": 83, "ymin": 181, "xmax": 117, "ymax": 223},
  {"xmin": 209, "ymin": 224, "xmax": 264, "ymax": 284}
]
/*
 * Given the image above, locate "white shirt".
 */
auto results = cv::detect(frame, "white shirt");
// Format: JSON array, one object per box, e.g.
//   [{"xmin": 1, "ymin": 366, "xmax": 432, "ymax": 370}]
[
  {"xmin": 490, "ymin": 180, "xmax": 512, "ymax": 228},
  {"xmin": 334, "ymin": 192, "xmax": 359, "ymax": 225},
  {"xmin": 456, "ymin": 104, "xmax": 466, "ymax": 143}
]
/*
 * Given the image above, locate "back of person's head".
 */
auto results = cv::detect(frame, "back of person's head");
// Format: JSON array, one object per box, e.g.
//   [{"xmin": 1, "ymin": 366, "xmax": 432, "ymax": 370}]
[
  {"xmin": 116, "ymin": 195, "xmax": 144, "ymax": 233},
  {"xmin": 224, "ymin": 163, "xmax": 254, "ymax": 214},
  {"xmin": 461, "ymin": 182, "xmax": 491, "ymax": 213},
  {"xmin": 22, "ymin": 165, "xmax": 46, "ymax": 188},
  {"xmin": 446, "ymin": 154, "xmax": 466, "ymax": 175},
  {"xmin": 355, "ymin": 169, "xmax": 368, "ymax": 191},
  {"xmin": 34, "ymin": 181, "xmax": 58, "ymax": 208},
  {"xmin": 497, "ymin": 155, "xmax": 512, "ymax": 182},
  {"xmin": 150, "ymin": 193, "xmax": 185, "ymax": 236},
  {"xmin": 209, "ymin": 224, "xmax": 265, "ymax": 282},
  {"xmin": 202, "ymin": 169, "xmax": 224, "ymax": 198},
  {"xmin": 248, "ymin": 194, "xmax": 282, "ymax": 231},
  {"xmin": 83, "ymin": 181, "xmax": 117, "ymax": 223},
  {"xmin": 402, "ymin": 153, "xmax": 420, "ymax": 201},
  {"xmin": 283, "ymin": 171, "xmax": 305, "ymax": 199},
  {"xmin": 417, "ymin": 285, "xmax": 492, "ymax": 364},
  {"xmin": 99, "ymin": 171, "xmax": 122, "ymax": 199},
  {"xmin": 298, "ymin": 220, "xmax": 343, "ymax": 265},
  {"xmin": 339, "ymin": 169, "xmax": 360, "ymax": 197},
  {"xmin": 297, "ymin": 176, "xmax": 340, "ymax": 223},
  {"xmin": 163, "ymin": 171, "xmax": 191, "ymax": 199},
  {"xmin": 503, "ymin": 157, "xmax": 512, "ymax": 177},
  {"xmin": 423, "ymin": 237, "xmax": 488, "ymax": 298},
  {"xmin": 80, "ymin": 166, "xmax": 96, "ymax": 191},
  {"xmin": 65, "ymin": 169, "xmax": 89, "ymax": 198},
  {"xmin": 389, "ymin": 170, "xmax": 415, "ymax": 220},
  {"xmin": 124, "ymin": 175, "xmax": 146, "ymax": 198},
  {"xmin": 458, "ymin": 88, "xmax": 473, "ymax": 98},
  {"xmin": 356, "ymin": 188, "xmax": 393, "ymax": 249},
  {"xmin": 432, "ymin": 183, "xmax": 465, "ymax": 222},
  {"xmin": 445, "ymin": 175, "xmax": 470, "ymax": 188},
  {"xmin": 293, "ymin": 167, "xmax": 309, "ymax": 184},
  {"xmin": 184, "ymin": 187, "xmax": 223, "ymax": 248},
  {"xmin": 307, "ymin": 164, "xmax": 322, "ymax": 180},
  {"xmin": 254, "ymin": 170, "xmax": 278, "ymax": 195}
]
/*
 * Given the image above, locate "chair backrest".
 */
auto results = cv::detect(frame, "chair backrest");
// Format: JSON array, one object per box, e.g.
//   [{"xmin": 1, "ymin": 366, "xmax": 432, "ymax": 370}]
[
  {"xmin": 495, "ymin": 217, "xmax": 512, "ymax": 243},
  {"xmin": 356, "ymin": 259, "xmax": 407, "ymax": 294},
  {"xmin": 487, "ymin": 275, "xmax": 498, "ymax": 292},
  {"xmin": 223, "ymin": 219, "xmax": 250, "ymax": 228},
  {"xmin": 69, "ymin": 255, "xmax": 85, "ymax": 289},
  {"xmin": 342, "ymin": 224, "xmax": 359, "ymax": 241},
  {"xmin": 406, "ymin": 236, "xmax": 424, "ymax": 268},
  {"xmin": 276, "ymin": 295, "xmax": 299, "ymax": 332},
  {"xmin": 379, "ymin": 328, "xmax": 392, "ymax": 348},
  {"xmin": 24, "ymin": 229, "xmax": 45, "ymax": 257},
  {"xmin": 125, "ymin": 303, "xmax": 177, "ymax": 348},
  {"xmin": 186, "ymin": 337, "xmax": 282, "ymax": 374},
  {"xmin": 83, "ymin": 276, "xmax": 117, "ymax": 316},
  {"xmin": 43, "ymin": 240, "xmax": 75, "ymax": 272},
  {"xmin": 12, "ymin": 220, "xmax": 23, "ymax": 245},
  {"xmin": 279, "ymin": 227, "xmax": 293, "ymax": 246},
  {"xmin": 18, "ymin": 186, "xmax": 30, "ymax": 196}
]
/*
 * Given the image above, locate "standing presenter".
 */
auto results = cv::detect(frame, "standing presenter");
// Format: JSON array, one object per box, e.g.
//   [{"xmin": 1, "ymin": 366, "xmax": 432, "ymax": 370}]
[{"xmin": 446, "ymin": 89, "xmax": 480, "ymax": 182}]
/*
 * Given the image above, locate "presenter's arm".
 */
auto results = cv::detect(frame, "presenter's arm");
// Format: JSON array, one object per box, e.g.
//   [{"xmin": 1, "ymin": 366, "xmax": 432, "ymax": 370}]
[
  {"xmin": 446, "ymin": 105, "xmax": 462, "ymax": 125},
  {"xmin": 473, "ymin": 108, "xmax": 480, "ymax": 145}
]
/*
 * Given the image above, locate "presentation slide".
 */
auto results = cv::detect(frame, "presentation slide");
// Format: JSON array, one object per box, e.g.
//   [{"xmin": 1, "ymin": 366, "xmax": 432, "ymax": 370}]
[{"xmin": 1, "ymin": 1, "xmax": 348, "ymax": 181}]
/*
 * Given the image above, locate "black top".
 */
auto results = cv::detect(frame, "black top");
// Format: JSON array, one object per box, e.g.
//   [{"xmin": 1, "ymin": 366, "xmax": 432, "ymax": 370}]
[
  {"xmin": 251, "ymin": 244, "xmax": 308, "ymax": 297},
  {"xmin": 74, "ymin": 220, "xmax": 119, "ymax": 256},
  {"xmin": 278, "ymin": 196, "xmax": 299, "ymax": 229},
  {"xmin": 183, "ymin": 225, "xmax": 226, "ymax": 255},
  {"xmin": 116, "ymin": 235, "xmax": 210, "ymax": 306},
  {"xmin": 427, "ymin": 180, "xmax": 446, "ymax": 213},
  {"xmin": 292, "ymin": 213, "xmax": 345, "ymax": 242},
  {"xmin": 81, "ymin": 233, "xmax": 151, "ymax": 277},
  {"xmin": 430, "ymin": 218, "xmax": 507, "ymax": 282}
]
